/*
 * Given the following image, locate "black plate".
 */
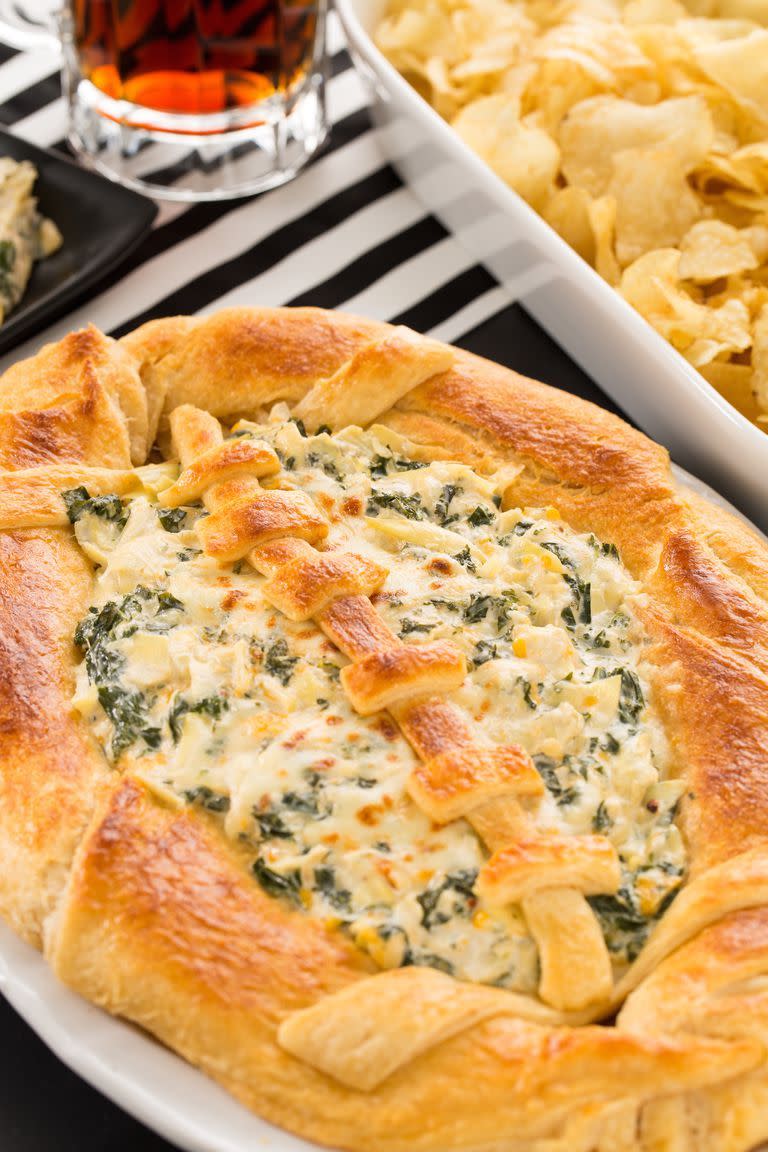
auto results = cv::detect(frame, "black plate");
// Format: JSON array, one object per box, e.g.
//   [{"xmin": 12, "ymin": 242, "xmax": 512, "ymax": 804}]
[{"xmin": 0, "ymin": 129, "xmax": 157, "ymax": 354}]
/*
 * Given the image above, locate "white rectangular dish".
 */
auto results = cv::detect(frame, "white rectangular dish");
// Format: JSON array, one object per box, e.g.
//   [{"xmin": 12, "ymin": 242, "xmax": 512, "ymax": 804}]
[{"xmin": 336, "ymin": 0, "xmax": 768, "ymax": 531}]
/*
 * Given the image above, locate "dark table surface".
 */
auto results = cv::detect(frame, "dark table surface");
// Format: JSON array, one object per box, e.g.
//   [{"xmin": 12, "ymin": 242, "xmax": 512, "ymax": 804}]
[{"xmin": 0, "ymin": 304, "xmax": 623, "ymax": 1152}]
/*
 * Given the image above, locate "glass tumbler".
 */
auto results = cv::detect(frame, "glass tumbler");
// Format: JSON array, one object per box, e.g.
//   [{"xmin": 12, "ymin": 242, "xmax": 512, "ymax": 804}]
[{"xmin": 0, "ymin": 0, "xmax": 329, "ymax": 200}]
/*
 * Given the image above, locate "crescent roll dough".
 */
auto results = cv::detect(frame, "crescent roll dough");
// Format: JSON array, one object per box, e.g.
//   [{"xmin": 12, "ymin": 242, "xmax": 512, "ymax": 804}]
[{"xmin": 2, "ymin": 308, "xmax": 768, "ymax": 1151}]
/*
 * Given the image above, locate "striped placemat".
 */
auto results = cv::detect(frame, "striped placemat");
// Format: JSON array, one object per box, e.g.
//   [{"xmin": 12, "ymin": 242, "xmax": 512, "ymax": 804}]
[{"xmin": 0, "ymin": 12, "xmax": 616, "ymax": 423}]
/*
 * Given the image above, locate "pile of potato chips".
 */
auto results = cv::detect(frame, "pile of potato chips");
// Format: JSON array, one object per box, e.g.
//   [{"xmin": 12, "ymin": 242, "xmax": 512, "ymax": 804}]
[{"xmin": 376, "ymin": 0, "xmax": 768, "ymax": 427}]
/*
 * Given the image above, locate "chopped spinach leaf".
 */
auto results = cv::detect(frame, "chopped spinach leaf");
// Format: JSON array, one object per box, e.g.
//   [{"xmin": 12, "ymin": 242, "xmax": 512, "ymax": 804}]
[
  {"xmin": 429, "ymin": 597, "xmax": 462, "ymax": 613},
  {"xmin": 410, "ymin": 952, "xmax": 454, "ymax": 975},
  {"xmin": 399, "ymin": 617, "xmax": 434, "ymax": 636},
  {"xmin": 518, "ymin": 677, "xmax": 537, "ymax": 709},
  {"xmin": 62, "ymin": 486, "xmax": 127, "ymax": 529},
  {"xmin": 283, "ymin": 790, "xmax": 319, "ymax": 815},
  {"xmin": 97, "ymin": 685, "xmax": 160, "ymax": 759},
  {"xmin": 183, "ymin": 786, "xmax": 230, "ymax": 813},
  {"xmin": 157, "ymin": 506, "xmax": 187, "ymax": 533},
  {"xmin": 467, "ymin": 504, "xmax": 495, "ymax": 528},
  {"xmin": 563, "ymin": 573, "xmax": 592, "ymax": 625},
  {"xmin": 592, "ymin": 800, "xmax": 612, "ymax": 832},
  {"xmin": 434, "ymin": 483, "xmax": 461, "ymax": 525},
  {"xmin": 588, "ymin": 888, "xmax": 646, "ymax": 937},
  {"xmin": 472, "ymin": 639, "xmax": 497, "ymax": 666},
  {"xmin": 252, "ymin": 858, "xmax": 301, "ymax": 902},
  {"xmin": 540, "ymin": 541, "xmax": 574, "ymax": 569},
  {"xmin": 306, "ymin": 451, "xmax": 342, "ymax": 481},
  {"xmin": 532, "ymin": 753, "xmax": 577, "ymax": 803},
  {"xmin": 494, "ymin": 590, "xmax": 518, "ymax": 629},
  {"xmin": 263, "ymin": 638, "xmax": 298, "ymax": 685},
  {"xmin": 416, "ymin": 870, "xmax": 477, "ymax": 930},
  {"xmin": 557, "ymin": 785, "xmax": 581, "ymax": 806},
  {"xmin": 463, "ymin": 593, "xmax": 494, "ymax": 624},
  {"xmin": 453, "ymin": 546, "xmax": 477, "ymax": 573},
  {"xmin": 176, "ymin": 546, "xmax": 202, "ymax": 562},
  {"xmin": 369, "ymin": 455, "xmax": 428, "ymax": 478},
  {"xmin": 169, "ymin": 694, "xmax": 228, "ymax": 742},
  {"xmin": 618, "ymin": 669, "xmax": 644, "ymax": 725},
  {"xmin": 588, "ymin": 876, "xmax": 682, "ymax": 963},
  {"xmin": 366, "ymin": 489, "xmax": 426, "ymax": 520},
  {"xmin": 313, "ymin": 866, "xmax": 352, "ymax": 911},
  {"xmin": 253, "ymin": 807, "xmax": 292, "ymax": 839},
  {"xmin": 561, "ymin": 606, "xmax": 576, "ymax": 629},
  {"xmin": 74, "ymin": 587, "xmax": 183, "ymax": 686}
]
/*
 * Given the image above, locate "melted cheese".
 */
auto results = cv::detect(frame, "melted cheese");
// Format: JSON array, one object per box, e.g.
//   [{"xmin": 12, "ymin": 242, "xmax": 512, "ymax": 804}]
[{"xmin": 69, "ymin": 416, "xmax": 686, "ymax": 985}]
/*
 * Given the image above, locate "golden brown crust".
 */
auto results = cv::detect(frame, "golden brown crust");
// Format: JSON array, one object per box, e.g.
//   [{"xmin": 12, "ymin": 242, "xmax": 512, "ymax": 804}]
[
  {"xmin": 119, "ymin": 308, "xmax": 386, "ymax": 435},
  {"xmin": 48, "ymin": 781, "xmax": 762, "ymax": 1151},
  {"xmin": 479, "ymin": 836, "xmax": 621, "ymax": 903},
  {"xmin": 407, "ymin": 745, "xmax": 544, "ymax": 822},
  {"xmin": 0, "ymin": 326, "xmax": 147, "ymax": 469},
  {"xmin": 390, "ymin": 356, "xmax": 680, "ymax": 575},
  {"xmin": 261, "ymin": 550, "xmax": 389, "ymax": 622},
  {"xmin": 2, "ymin": 307, "xmax": 768, "ymax": 1150},
  {"xmin": 197, "ymin": 487, "xmax": 330, "ymax": 560},
  {"xmin": 642, "ymin": 610, "xmax": 768, "ymax": 874},
  {"xmin": 0, "ymin": 527, "xmax": 109, "ymax": 945},
  {"xmin": 340, "ymin": 639, "xmax": 467, "ymax": 714},
  {"xmin": 51, "ymin": 777, "xmax": 372, "ymax": 1018}
]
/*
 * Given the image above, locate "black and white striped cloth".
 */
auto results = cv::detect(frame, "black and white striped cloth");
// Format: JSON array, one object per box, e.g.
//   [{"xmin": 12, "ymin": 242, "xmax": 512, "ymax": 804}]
[{"xmin": 0, "ymin": 12, "xmax": 618, "ymax": 417}]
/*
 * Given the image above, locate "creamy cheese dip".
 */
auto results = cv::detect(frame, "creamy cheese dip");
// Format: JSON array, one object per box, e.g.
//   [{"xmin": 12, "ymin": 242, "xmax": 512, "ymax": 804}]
[{"xmin": 67, "ymin": 415, "xmax": 686, "ymax": 991}]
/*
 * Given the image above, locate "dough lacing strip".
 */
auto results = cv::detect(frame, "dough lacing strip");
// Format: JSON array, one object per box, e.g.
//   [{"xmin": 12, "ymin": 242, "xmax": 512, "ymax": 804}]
[{"xmin": 166, "ymin": 402, "xmax": 620, "ymax": 1016}]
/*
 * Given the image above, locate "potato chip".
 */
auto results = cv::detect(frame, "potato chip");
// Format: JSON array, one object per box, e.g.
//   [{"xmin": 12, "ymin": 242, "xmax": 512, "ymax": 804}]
[
  {"xmin": 730, "ymin": 143, "xmax": 768, "ymax": 189},
  {"xmin": 621, "ymin": 248, "xmax": 752, "ymax": 358},
  {"xmin": 752, "ymin": 301, "xmax": 768, "ymax": 412},
  {"xmin": 704, "ymin": 275, "xmax": 768, "ymax": 318},
  {"xmin": 377, "ymin": 0, "xmax": 768, "ymax": 433},
  {"xmin": 492, "ymin": 120, "xmax": 561, "ymax": 209},
  {"xmin": 716, "ymin": 0, "xmax": 768, "ymax": 20},
  {"xmin": 699, "ymin": 361, "xmax": 761, "ymax": 422},
  {"xmin": 619, "ymin": 248, "xmax": 683, "ymax": 319},
  {"xmin": 745, "ymin": 224, "xmax": 768, "ymax": 262},
  {"xmin": 694, "ymin": 30, "xmax": 768, "ymax": 127},
  {"xmin": 542, "ymin": 186, "xmax": 596, "ymax": 264},
  {"xmin": 678, "ymin": 220, "xmax": 759, "ymax": 280},
  {"xmin": 559, "ymin": 95, "xmax": 714, "ymax": 196},
  {"xmin": 376, "ymin": 6, "xmax": 453, "ymax": 59},
  {"xmin": 521, "ymin": 59, "xmax": 600, "ymax": 134},
  {"xmin": 451, "ymin": 93, "xmax": 512, "ymax": 158},
  {"xmin": 453, "ymin": 96, "xmax": 560, "ymax": 209},
  {"xmin": 622, "ymin": 0, "xmax": 688, "ymax": 26},
  {"xmin": 533, "ymin": 19, "xmax": 654, "ymax": 87},
  {"xmin": 588, "ymin": 195, "xmax": 621, "ymax": 284},
  {"xmin": 609, "ymin": 149, "xmax": 703, "ymax": 267}
]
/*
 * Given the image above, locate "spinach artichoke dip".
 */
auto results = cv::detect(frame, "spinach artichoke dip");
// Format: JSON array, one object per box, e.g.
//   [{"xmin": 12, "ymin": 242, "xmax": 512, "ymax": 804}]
[
  {"xmin": 0, "ymin": 156, "xmax": 61, "ymax": 324},
  {"xmin": 65, "ymin": 413, "xmax": 686, "ymax": 993}
]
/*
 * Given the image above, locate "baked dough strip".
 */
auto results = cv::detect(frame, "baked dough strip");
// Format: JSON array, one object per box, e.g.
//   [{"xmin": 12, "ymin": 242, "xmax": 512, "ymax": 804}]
[{"xmin": 164, "ymin": 404, "xmax": 620, "ymax": 1018}]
